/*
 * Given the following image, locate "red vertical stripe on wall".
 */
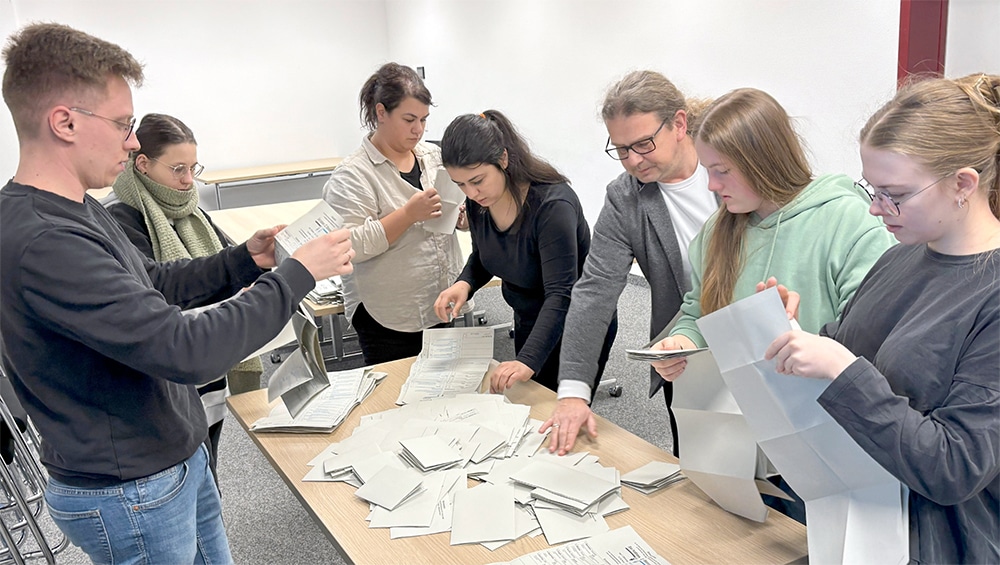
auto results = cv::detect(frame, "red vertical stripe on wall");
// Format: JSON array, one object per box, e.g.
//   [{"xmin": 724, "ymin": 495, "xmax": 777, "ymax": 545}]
[{"xmin": 898, "ymin": 0, "xmax": 949, "ymax": 86}]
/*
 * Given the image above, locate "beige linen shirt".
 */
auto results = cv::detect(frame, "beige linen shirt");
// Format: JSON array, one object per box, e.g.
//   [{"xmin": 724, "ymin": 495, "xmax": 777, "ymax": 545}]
[{"xmin": 323, "ymin": 136, "xmax": 465, "ymax": 332}]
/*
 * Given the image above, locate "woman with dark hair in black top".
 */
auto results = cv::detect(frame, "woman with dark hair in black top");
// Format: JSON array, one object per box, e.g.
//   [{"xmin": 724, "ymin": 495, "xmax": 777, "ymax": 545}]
[{"xmin": 434, "ymin": 110, "xmax": 617, "ymax": 394}]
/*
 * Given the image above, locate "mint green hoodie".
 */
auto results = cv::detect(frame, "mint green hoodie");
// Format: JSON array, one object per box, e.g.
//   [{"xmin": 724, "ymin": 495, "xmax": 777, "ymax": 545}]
[{"xmin": 671, "ymin": 173, "xmax": 897, "ymax": 347}]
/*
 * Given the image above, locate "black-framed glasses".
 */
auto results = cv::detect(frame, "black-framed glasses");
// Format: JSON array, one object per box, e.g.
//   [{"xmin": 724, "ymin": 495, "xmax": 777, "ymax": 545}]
[
  {"xmin": 855, "ymin": 172, "xmax": 953, "ymax": 217},
  {"xmin": 69, "ymin": 107, "xmax": 136, "ymax": 141},
  {"xmin": 149, "ymin": 157, "xmax": 205, "ymax": 180},
  {"xmin": 605, "ymin": 119, "xmax": 668, "ymax": 160}
]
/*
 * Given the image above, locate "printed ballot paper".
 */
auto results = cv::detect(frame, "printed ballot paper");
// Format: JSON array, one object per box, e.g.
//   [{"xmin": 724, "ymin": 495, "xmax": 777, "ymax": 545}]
[
  {"xmin": 422, "ymin": 169, "xmax": 465, "ymax": 235},
  {"xmin": 273, "ymin": 200, "xmax": 344, "ymax": 264},
  {"xmin": 696, "ymin": 287, "xmax": 907, "ymax": 565}
]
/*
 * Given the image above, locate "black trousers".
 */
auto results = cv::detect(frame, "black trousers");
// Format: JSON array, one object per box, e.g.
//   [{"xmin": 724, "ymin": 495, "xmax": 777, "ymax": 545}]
[
  {"xmin": 351, "ymin": 302, "xmax": 448, "ymax": 365},
  {"xmin": 512, "ymin": 310, "xmax": 618, "ymax": 400}
]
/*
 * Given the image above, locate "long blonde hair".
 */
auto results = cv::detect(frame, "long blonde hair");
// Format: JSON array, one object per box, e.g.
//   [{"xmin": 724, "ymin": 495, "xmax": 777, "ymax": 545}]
[
  {"xmin": 861, "ymin": 73, "xmax": 1000, "ymax": 219},
  {"xmin": 697, "ymin": 88, "xmax": 813, "ymax": 315}
]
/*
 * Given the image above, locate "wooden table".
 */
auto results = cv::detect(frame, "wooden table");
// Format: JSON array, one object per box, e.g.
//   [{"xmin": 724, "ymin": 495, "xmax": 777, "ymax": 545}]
[{"xmin": 227, "ymin": 358, "xmax": 807, "ymax": 565}]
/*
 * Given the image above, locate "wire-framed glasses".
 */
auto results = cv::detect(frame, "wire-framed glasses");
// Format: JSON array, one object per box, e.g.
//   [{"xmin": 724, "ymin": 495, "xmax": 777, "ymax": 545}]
[
  {"xmin": 855, "ymin": 172, "xmax": 953, "ymax": 217},
  {"xmin": 69, "ymin": 107, "xmax": 136, "ymax": 141},
  {"xmin": 605, "ymin": 119, "xmax": 668, "ymax": 160},
  {"xmin": 149, "ymin": 157, "xmax": 205, "ymax": 180}
]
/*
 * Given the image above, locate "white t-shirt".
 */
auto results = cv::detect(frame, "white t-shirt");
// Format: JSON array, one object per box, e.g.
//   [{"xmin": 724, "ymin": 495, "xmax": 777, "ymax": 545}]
[{"xmin": 657, "ymin": 164, "xmax": 716, "ymax": 284}]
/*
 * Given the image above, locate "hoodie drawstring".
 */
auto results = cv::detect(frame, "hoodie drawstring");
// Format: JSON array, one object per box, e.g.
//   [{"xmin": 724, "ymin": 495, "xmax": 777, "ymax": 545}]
[{"xmin": 761, "ymin": 211, "xmax": 784, "ymax": 282}]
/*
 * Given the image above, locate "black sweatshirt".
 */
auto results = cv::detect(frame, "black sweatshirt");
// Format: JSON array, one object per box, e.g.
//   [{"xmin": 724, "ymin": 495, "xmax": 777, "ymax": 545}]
[{"xmin": 0, "ymin": 181, "xmax": 314, "ymax": 486}]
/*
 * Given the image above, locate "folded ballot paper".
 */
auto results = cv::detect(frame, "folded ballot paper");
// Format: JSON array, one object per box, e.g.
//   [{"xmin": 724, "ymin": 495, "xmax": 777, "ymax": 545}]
[
  {"xmin": 422, "ymin": 169, "xmax": 465, "ymax": 235},
  {"xmin": 273, "ymin": 200, "xmax": 344, "ymax": 265},
  {"xmin": 251, "ymin": 310, "xmax": 386, "ymax": 433},
  {"xmin": 620, "ymin": 460, "xmax": 685, "ymax": 494},
  {"xmin": 626, "ymin": 347, "xmax": 707, "ymax": 362}
]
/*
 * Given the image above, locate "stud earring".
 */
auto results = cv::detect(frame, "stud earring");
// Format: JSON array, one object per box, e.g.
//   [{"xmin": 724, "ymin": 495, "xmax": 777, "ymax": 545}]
[{"xmin": 958, "ymin": 197, "xmax": 966, "ymax": 209}]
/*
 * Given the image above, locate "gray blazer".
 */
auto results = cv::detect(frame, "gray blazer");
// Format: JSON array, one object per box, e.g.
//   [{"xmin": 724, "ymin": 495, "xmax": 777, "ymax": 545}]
[{"xmin": 559, "ymin": 171, "xmax": 693, "ymax": 398}]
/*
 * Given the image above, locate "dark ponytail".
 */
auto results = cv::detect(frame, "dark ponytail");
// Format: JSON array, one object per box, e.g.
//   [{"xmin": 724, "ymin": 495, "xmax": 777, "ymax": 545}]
[
  {"xmin": 441, "ymin": 109, "xmax": 567, "ymax": 226},
  {"xmin": 133, "ymin": 113, "xmax": 196, "ymax": 159}
]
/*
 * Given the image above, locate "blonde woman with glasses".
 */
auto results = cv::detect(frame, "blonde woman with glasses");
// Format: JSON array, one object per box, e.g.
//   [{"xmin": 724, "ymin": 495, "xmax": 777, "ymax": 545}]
[{"xmin": 766, "ymin": 74, "xmax": 1000, "ymax": 563}]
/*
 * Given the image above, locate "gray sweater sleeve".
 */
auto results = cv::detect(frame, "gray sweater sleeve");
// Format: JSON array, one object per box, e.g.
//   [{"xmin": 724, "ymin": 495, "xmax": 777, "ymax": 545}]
[
  {"xmin": 557, "ymin": 188, "xmax": 634, "ymax": 389},
  {"xmin": 819, "ymin": 344, "xmax": 1000, "ymax": 506}
]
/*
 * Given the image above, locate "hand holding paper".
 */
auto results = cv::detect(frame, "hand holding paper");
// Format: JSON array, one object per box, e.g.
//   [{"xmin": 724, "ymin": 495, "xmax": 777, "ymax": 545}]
[
  {"xmin": 422, "ymin": 170, "xmax": 465, "ymax": 234},
  {"xmin": 755, "ymin": 277, "xmax": 800, "ymax": 321},
  {"xmin": 433, "ymin": 281, "xmax": 471, "ymax": 322},
  {"xmin": 246, "ymin": 224, "xmax": 287, "ymax": 269},
  {"xmin": 648, "ymin": 334, "xmax": 698, "ymax": 382},
  {"xmin": 292, "ymin": 229, "xmax": 355, "ymax": 281},
  {"xmin": 765, "ymin": 330, "xmax": 857, "ymax": 380}
]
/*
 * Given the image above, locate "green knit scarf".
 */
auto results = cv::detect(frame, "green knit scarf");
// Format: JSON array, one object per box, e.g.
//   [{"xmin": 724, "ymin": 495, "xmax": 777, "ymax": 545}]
[
  {"xmin": 113, "ymin": 159, "xmax": 263, "ymax": 383},
  {"xmin": 113, "ymin": 160, "xmax": 222, "ymax": 261}
]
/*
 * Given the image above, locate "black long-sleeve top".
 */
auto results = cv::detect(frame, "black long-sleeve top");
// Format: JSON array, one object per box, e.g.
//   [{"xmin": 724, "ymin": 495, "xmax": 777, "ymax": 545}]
[
  {"xmin": 0, "ymin": 182, "xmax": 314, "ymax": 487},
  {"xmin": 818, "ymin": 244, "xmax": 999, "ymax": 563},
  {"xmin": 458, "ymin": 183, "xmax": 590, "ymax": 374}
]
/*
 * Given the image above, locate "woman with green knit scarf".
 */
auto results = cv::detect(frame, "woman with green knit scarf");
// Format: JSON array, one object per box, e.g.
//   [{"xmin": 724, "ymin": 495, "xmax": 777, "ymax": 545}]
[{"xmin": 106, "ymin": 113, "xmax": 264, "ymax": 488}]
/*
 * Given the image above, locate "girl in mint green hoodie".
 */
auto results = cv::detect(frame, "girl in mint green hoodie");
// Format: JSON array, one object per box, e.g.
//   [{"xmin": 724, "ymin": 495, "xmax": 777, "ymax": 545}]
[{"xmin": 649, "ymin": 88, "xmax": 896, "ymax": 525}]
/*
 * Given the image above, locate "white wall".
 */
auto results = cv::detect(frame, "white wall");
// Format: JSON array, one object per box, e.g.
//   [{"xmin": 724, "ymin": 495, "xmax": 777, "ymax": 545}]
[
  {"xmin": 945, "ymin": 0, "xmax": 1000, "ymax": 77},
  {"xmin": 385, "ymin": 0, "xmax": 902, "ymax": 223},
  {"xmin": 0, "ymin": 0, "xmax": 391, "ymax": 177},
  {"xmin": 1, "ymin": 0, "xmax": 996, "ymax": 225}
]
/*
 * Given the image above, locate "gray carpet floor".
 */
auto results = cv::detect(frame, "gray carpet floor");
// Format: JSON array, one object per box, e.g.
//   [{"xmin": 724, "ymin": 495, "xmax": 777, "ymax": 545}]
[{"xmin": 48, "ymin": 276, "xmax": 671, "ymax": 564}]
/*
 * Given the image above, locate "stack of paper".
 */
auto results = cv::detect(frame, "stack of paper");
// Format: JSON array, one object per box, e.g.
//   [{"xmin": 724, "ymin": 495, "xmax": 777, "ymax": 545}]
[
  {"xmin": 621, "ymin": 461, "xmax": 685, "ymax": 494},
  {"xmin": 396, "ymin": 327, "xmax": 495, "ymax": 405},
  {"xmin": 251, "ymin": 367, "xmax": 386, "ymax": 433},
  {"xmin": 399, "ymin": 435, "xmax": 464, "ymax": 472},
  {"xmin": 306, "ymin": 275, "xmax": 343, "ymax": 306},
  {"xmin": 625, "ymin": 347, "xmax": 707, "ymax": 361},
  {"xmin": 510, "ymin": 460, "xmax": 620, "ymax": 516},
  {"xmin": 300, "ymin": 391, "xmax": 641, "ymax": 549}
]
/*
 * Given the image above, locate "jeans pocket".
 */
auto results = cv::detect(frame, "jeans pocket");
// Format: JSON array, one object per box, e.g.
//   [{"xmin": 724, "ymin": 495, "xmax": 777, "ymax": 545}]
[
  {"xmin": 45, "ymin": 503, "xmax": 113, "ymax": 563},
  {"xmin": 134, "ymin": 459, "xmax": 189, "ymax": 511}
]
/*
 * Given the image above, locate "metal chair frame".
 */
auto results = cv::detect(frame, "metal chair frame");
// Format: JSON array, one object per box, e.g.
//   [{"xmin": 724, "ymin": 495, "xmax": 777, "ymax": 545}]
[{"xmin": 0, "ymin": 377, "xmax": 68, "ymax": 564}]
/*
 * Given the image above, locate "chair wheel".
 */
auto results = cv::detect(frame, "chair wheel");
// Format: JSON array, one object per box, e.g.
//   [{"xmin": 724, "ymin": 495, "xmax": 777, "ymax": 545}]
[
  {"xmin": 269, "ymin": 352, "xmax": 282, "ymax": 364},
  {"xmin": 608, "ymin": 385, "xmax": 623, "ymax": 398},
  {"xmin": 476, "ymin": 315, "xmax": 488, "ymax": 325}
]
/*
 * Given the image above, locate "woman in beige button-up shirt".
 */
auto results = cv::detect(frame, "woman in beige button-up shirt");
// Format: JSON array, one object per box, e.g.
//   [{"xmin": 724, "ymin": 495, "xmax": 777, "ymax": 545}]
[{"xmin": 323, "ymin": 63, "xmax": 465, "ymax": 364}]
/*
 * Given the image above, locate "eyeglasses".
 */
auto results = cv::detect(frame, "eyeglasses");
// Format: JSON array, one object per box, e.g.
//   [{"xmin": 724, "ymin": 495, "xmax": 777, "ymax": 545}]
[
  {"xmin": 69, "ymin": 107, "xmax": 136, "ymax": 141},
  {"xmin": 855, "ymin": 172, "xmax": 953, "ymax": 217},
  {"xmin": 605, "ymin": 119, "xmax": 668, "ymax": 160},
  {"xmin": 149, "ymin": 157, "xmax": 205, "ymax": 180}
]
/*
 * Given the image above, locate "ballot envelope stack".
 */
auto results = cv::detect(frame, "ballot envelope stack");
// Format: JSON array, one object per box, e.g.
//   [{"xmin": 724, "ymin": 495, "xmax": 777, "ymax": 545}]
[
  {"xmin": 302, "ymin": 393, "xmax": 686, "ymax": 550},
  {"xmin": 620, "ymin": 461, "xmax": 685, "ymax": 494}
]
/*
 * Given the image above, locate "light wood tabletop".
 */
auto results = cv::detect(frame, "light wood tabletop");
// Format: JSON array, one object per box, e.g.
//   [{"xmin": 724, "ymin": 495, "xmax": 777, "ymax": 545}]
[
  {"xmin": 199, "ymin": 157, "xmax": 343, "ymax": 185},
  {"xmin": 227, "ymin": 357, "xmax": 807, "ymax": 565}
]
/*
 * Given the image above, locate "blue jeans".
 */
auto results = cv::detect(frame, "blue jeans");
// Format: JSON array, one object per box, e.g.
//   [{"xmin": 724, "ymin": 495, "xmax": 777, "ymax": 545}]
[{"xmin": 44, "ymin": 444, "xmax": 233, "ymax": 565}]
